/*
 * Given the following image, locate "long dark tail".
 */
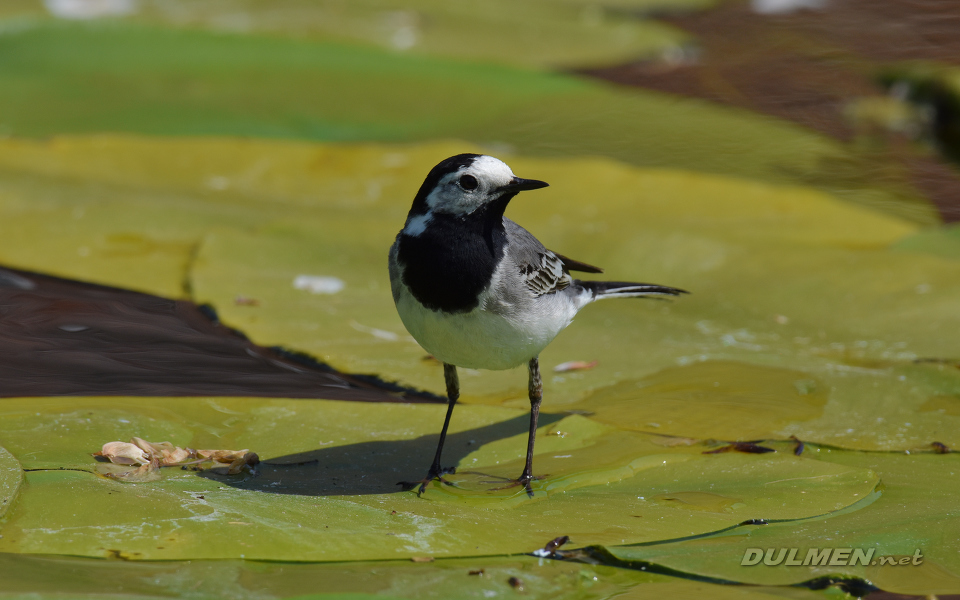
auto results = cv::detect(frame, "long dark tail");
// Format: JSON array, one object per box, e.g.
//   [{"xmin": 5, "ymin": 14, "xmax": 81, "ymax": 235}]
[{"xmin": 578, "ymin": 280, "xmax": 689, "ymax": 301}]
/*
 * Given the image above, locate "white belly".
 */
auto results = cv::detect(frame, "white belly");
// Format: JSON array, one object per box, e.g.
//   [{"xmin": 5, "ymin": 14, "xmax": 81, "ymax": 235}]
[{"xmin": 395, "ymin": 286, "xmax": 576, "ymax": 370}]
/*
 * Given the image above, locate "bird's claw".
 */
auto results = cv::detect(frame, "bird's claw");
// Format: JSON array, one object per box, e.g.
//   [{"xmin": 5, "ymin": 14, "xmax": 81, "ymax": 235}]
[
  {"xmin": 398, "ymin": 466, "xmax": 457, "ymax": 496},
  {"xmin": 489, "ymin": 474, "xmax": 545, "ymax": 497}
]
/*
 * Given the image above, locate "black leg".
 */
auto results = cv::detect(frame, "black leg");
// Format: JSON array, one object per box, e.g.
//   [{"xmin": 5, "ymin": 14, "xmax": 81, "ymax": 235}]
[
  {"xmin": 428, "ymin": 363, "xmax": 460, "ymax": 477},
  {"xmin": 481, "ymin": 357, "xmax": 547, "ymax": 496},
  {"xmin": 518, "ymin": 356, "xmax": 543, "ymax": 495},
  {"xmin": 398, "ymin": 363, "xmax": 460, "ymax": 495}
]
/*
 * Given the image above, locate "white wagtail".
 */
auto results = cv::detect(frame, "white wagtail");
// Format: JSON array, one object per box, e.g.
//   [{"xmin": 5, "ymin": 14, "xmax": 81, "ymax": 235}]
[{"xmin": 389, "ymin": 154, "xmax": 687, "ymax": 495}]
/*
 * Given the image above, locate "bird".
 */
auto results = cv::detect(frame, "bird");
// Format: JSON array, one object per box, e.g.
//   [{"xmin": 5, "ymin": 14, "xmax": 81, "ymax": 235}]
[{"xmin": 388, "ymin": 154, "xmax": 687, "ymax": 495}]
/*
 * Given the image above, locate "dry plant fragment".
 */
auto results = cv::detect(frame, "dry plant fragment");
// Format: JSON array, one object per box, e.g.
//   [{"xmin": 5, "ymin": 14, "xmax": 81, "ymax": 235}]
[
  {"xmin": 650, "ymin": 435, "xmax": 699, "ymax": 448},
  {"xmin": 543, "ymin": 535, "xmax": 570, "ymax": 553},
  {"xmin": 553, "ymin": 360, "xmax": 598, "ymax": 373},
  {"xmin": 94, "ymin": 441, "xmax": 150, "ymax": 465},
  {"xmin": 93, "ymin": 438, "xmax": 259, "ymax": 482}
]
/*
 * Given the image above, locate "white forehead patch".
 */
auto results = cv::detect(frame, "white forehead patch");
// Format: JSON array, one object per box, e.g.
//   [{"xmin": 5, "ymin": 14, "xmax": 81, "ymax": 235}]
[
  {"xmin": 424, "ymin": 155, "xmax": 518, "ymax": 215},
  {"xmin": 469, "ymin": 155, "xmax": 516, "ymax": 188}
]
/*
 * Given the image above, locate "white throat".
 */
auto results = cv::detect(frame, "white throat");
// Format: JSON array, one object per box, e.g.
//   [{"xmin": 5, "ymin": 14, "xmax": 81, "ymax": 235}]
[{"xmin": 403, "ymin": 212, "xmax": 433, "ymax": 237}]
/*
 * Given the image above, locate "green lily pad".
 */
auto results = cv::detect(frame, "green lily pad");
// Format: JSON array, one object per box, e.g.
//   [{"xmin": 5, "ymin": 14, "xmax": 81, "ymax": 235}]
[
  {"xmin": 605, "ymin": 448, "xmax": 960, "ymax": 596},
  {"xmin": 0, "ymin": 20, "xmax": 934, "ymax": 223},
  {"xmin": 0, "ymin": 550, "xmax": 841, "ymax": 600},
  {"xmin": 0, "ymin": 447, "xmax": 22, "ymax": 521},
  {"xmin": 0, "ymin": 396, "xmax": 878, "ymax": 561},
  {"xmin": 2, "ymin": 0, "xmax": 691, "ymax": 70},
  {"xmin": 577, "ymin": 360, "xmax": 960, "ymax": 451},
  {"xmin": 0, "ymin": 137, "xmax": 957, "ymax": 451},
  {"xmin": 580, "ymin": 361, "xmax": 828, "ymax": 441},
  {"xmin": 139, "ymin": 0, "xmax": 690, "ymax": 70},
  {"xmin": 894, "ymin": 222, "xmax": 960, "ymax": 261}
]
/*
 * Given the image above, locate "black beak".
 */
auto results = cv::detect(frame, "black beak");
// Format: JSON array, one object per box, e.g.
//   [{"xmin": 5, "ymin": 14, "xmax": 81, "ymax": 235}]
[{"xmin": 500, "ymin": 177, "xmax": 549, "ymax": 193}]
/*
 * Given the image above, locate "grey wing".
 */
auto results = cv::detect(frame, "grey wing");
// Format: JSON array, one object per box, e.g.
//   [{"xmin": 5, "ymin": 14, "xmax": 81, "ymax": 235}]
[{"xmin": 503, "ymin": 219, "xmax": 573, "ymax": 297}]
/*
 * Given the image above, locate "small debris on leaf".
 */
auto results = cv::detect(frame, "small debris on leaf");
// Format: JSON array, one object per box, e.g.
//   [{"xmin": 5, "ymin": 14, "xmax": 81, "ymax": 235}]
[
  {"xmin": 507, "ymin": 576, "xmax": 524, "ymax": 591},
  {"xmin": 293, "ymin": 274, "xmax": 345, "ymax": 295},
  {"xmin": 790, "ymin": 435, "xmax": 805, "ymax": 456},
  {"xmin": 234, "ymin": 295, "xmax": 260, "ymax": 306},
  {"xmin": 932, "ymin": 441, "xmax": 951, "ymax": 454},
  {"xmin": 93, "ymin": 438, "xmax": 259, "ymax": 481},
  {"xmin": 914, "ymin": 357, "xmax": 960, "ymax": 369},
  {"xmin": 532, "ymin": 535, "xmax": 570, "ymax": 558},
  {"xmin": 544, "ymin": 535, "xmax": 570, "ymax": 553},
  {"xmin": 703, "ymin": 441, "xmax": 775, "ymax": 454},
  {"xmin": 94, "ymin": 441, "xmax": 150, "ymax": 465},
  {"xmin": 410, "ymin": 556, "xmax": 435, "ymax": 563},
  {"xmin": 651, "ymin": 435, "xmax": 699, "ymax": 447},
  {"xmin": 468, "ymin": 569, "xmax": 485, "ymax": 576},
  {"xmin": 553, "ymin": 360, "xmax": 598, "ymax": 373},
  {"xmin": 104, "ymin": 549, "xmax": 140, "ymax": 561}
]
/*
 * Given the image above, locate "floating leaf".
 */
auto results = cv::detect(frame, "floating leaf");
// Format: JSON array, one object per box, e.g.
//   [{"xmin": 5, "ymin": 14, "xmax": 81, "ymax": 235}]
[
  {"xmin": 577, "ymin": 361, "xmax": 828, "ymax": 441},
  {"xmin": 0, "ymin": 137, "xmax": 957, "ymax": 451},
  {"xmin": 0, "ymin": 20, "xmax": 926, "ymax": 222},
  {"xmin": 0, "ymin": 549, "xmax": 840, "ymax": 600},
  {"xmin": 605, "ymin": 449, "xmax": 960, "ymax": 596},
  {"xmin": 0, "ymin": 0, "xmax": 696, "ymax": 70},
  {"xmin": 0, "ymin": 396, "xmax": 878, "ymax": 561}
]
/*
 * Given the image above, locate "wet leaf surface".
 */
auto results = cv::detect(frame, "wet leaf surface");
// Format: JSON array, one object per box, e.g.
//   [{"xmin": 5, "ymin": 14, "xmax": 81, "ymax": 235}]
[
  {"xmin": 0, "ymin": 137, "xmax": 958, "ymax": 452},
  {"xmin": 604, "ymin": 449, "xmax": 960, "ymax": 595},
  {"xmin": 0, "ymin": 0, "xmax": 693, "ymax": 70},
  {"xmin": 0, "ymin": 20, "xmax": 925, "ymax": 217},
  {"xmin": 0, "ymin": 7, "xmax": 955, "ymax": 595},
  {"xmin": 0, "ymin": 550, "xmax": 844, "ymax": 600},
  {"xmin": 0, "ymin": 397, "xmax": 877, "ymax": 561}
]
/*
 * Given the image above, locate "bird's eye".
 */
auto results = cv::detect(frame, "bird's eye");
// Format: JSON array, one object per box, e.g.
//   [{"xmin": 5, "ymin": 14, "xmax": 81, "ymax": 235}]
[{"xmin": 458, "ymin": 175, "xmax": 479, "ymax": 191}]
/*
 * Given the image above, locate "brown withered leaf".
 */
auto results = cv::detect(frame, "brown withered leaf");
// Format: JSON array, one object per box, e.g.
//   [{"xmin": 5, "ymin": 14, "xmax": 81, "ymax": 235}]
[
  {"xmin": 93, "ymin": 441, "xmax": 150, "ymax": 465},
  {"xmin": 94, "ymin": 438, "xmax": 259, "ymax": 481},
  {"xmin": 196, "ymin": 449, "xmax": 260, "ymax": 475},
  {"xmin": 132, "ymin": 437, "xmax": 196, "ymax": 465},
  {"xmin": 100, "ymin": 456, "xmax": 162, "ymax": 482},
  {"xmin": 544, "ymin": 535, "xmax": 570, "ymax": 553}
]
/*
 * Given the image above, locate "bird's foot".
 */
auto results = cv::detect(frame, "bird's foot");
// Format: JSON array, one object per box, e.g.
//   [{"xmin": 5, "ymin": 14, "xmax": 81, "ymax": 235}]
[
  {"xmin": 397, "ymin": 466, "xmax": 457, "ymax": 496},
  {"xmin": 486, "ymin": 473, "xmax": 546, "ymax": 497}
]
